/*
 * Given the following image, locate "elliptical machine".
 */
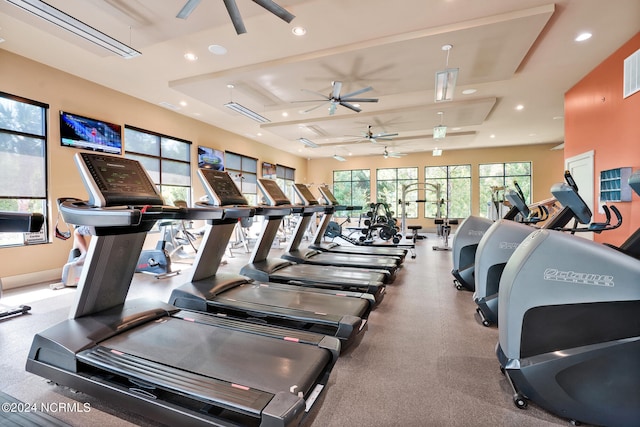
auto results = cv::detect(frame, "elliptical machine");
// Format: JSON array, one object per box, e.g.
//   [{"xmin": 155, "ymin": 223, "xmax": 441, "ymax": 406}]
[
  {"xmin": 473, "ymin": 181, "xmax": 563, "ymax": 326},
  {"xmin": 496, "ymin": 176, "xmax": 633, "ymax": 427}
]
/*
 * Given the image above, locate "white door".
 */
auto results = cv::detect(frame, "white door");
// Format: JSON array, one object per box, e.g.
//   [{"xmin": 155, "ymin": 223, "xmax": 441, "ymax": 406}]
[{"xmin": 565, "ymin": 150, "xmax": 595, "ymax": 240}]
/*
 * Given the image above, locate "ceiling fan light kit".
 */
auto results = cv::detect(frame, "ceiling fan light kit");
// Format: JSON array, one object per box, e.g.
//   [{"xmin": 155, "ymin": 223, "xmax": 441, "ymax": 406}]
[{"xmin": 6, "ymin": 0, "xmax": 141, "ymax": 58}]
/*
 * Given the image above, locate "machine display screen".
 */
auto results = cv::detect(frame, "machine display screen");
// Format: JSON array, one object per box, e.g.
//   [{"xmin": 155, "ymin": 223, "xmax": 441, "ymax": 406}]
[
  {"xmin": 293, "ymin": 183, "xmax": 319, "ymax": 205},
  {"xmin": 199, "ymin": 169, "xmax": 248, "ymax": 206},
  {"xmin": 258, "ymin": 179, "xmax": 290, "ymax": 206},
  {"xmin": 79, "ymin": 153, "xmax": 163, "ymax": 206},
  {"xmin": 318, "ymin": 185, "xmax": 339, "ymax": 205}
]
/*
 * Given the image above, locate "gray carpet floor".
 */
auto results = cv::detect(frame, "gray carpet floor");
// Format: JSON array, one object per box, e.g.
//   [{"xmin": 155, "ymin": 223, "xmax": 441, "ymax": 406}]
[{"xmin": 0, "ymin": 237, "xmax": 573, "ymax": 426}]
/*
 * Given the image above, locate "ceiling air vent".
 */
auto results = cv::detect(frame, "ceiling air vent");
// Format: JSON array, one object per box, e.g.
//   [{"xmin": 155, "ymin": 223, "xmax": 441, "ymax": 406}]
[{"xmin": 623, "ymin": 48, "xmax": 640, "ymax": 99}]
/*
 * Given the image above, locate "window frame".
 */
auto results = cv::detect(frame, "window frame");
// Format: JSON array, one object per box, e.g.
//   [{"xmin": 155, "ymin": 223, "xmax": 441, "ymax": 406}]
[
  {"xmin": 0, "ymin": 91, "xmax": 49, "ymax": 247},
  {"xmin": 478, "ymin": 161, "xmax": 532, "ymax": 218},
  {"xmin": 376, "ymin": 167, "xmax": 419, "ymax": 219},
  {"xmin": 226, "ymin": 151, "xmax": 258, "ymax": 205},
  {"xmin": 424, "ymin": 164, "xmax": 471, "ymax": 219},
  {"xmin": 124, "ymin": 125, "xmax": 192, "ymax": 206}
]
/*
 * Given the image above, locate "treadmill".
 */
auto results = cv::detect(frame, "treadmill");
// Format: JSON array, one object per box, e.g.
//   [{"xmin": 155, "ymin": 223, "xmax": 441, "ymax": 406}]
[
  {"xmin": 240, "ymin": 180, "xmax": 387, "ymax": 303},
  {"xmin": 26, "ymin": 153, "xmax": 340, "ymax": 427},
  {"xmin": 169, "ymin": 168, "xmax": 374, "ymax": 347},
  {"xmin": 263, "ymin": 181, "xmax": 398, "ymax": 278},
  {"xmin": 294, "ymin": 183, "xmax": 406, "ymax": 263}
]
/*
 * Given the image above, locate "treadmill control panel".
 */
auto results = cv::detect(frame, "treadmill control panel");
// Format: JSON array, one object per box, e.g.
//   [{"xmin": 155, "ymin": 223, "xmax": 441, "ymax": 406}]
[
  {"xmin": 198, "ymin": 169, "xmax": 248, "ymax": 206},
  {"xmin": 258, "ymin": 179, "xmax": 290, "ymax": 206},
  {"xmin": 318, "ymin": 185, "xmax": 339, "ymax": 205},
  {"xmin": 77, "ymin": 153, "xmax": 163, "ymax": 207},
  {"xmin": 293, "ymin": 183, "xmax": 319, "ymax": 206}
]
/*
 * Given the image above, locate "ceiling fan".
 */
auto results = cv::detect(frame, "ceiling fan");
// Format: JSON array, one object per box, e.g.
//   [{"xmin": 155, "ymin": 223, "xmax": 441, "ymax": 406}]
[
  {"xmin": 383, "ymin": 146, "xmax": 407, "ymax": 159},
  {"xmin": 361, "ymin": 125, "xmax": 398, "ymax": 143},
  {"xmin": 176, "ymin": 0, "xmax": 295, "ymax": 35},
  {"xmin": 296, "ymin": 81, "xmax": 378, "ymax": 115}
]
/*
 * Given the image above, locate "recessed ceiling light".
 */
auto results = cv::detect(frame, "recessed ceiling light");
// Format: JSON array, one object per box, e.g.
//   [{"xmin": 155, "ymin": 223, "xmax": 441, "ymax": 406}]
[
  {"xmin": 490, "ymin": 134, "xmax": 496, "ymax": 139},
  {"xmin": 292, "ymin": 26, "xmax": 306, "ymax": 36},
  {"xmin": 184, "ymin": 52, "xmax": 198, "ymax": 61},
  {"xmin": 179, "ymin": 101, "xmax": 187, "ymax": 107},
  {"xmin": 226, "ymin": 83, "xmax": 235, "ymax": 89},
  {"xmin": 515, "ymin": 104, "xmax": 524, "ymax": 111},
  {"xmin": 553, "ymin": 115, "xmax": 564, "ymax": 120},
  {"xmin": 575, "ymin": 32, "xmax": 592, "ymax": 42},
  {"xmin": 208, "ymin": 44, "xmax": 227, "ymax": 55},
  {"xmin": 451, "ymin": 127, "xmax": 462, "ymax": 131},
  {"xmin": 282, "ymin": 112, "xmax": 289, "ymax": 117},
  {"xmin": 462, "ymin": 89, "xmax": 477, "ymax": 95}
]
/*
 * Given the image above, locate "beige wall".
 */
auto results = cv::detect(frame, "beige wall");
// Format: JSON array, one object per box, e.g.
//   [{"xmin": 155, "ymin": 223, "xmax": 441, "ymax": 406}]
[
  {"xmin": 0, "ymin": 49, "xmax": 307, "ymax": 286},
  {"xmin": 307, "ymin": 143, "xmax": 565, "ymax": 230}
]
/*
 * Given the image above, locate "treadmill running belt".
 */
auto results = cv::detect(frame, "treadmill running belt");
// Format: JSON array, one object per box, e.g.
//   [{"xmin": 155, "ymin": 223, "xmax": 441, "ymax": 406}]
[
  {"xmin": 94, "ymin": 317, "xmax": 330, "ymax": 396},
  {"xmin": 222, "ymin": 283, "xmax": 369, "ymax": 318}
]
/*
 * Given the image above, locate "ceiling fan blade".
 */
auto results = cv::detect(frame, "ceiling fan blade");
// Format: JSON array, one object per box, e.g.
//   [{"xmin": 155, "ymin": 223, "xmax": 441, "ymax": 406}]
[
  {"xmin": 176, "ymin": 0, "xmax": 201, "ymax": 19},
  {"xmin": 339, "ymin": 102, "xmax": 362, "ymax": 113},
  {"xmin": 340, "ymin": 97, "xmax": 378, "ymax": 103},
  {"xmin": 373, "ymin": 133, "xmax": 398, "ymax": 139},
  {"xmin": 252, "ymin": 0, "xmax": 295, "ymax": 23},
  {"xmin": 341, "ymin": 86, "xmax": 373, "ymax": 99},
  {"xmin": 331, "ymin": 81, "xmax": 343, "ymax": 100},
  {"xmin": 303, "ymin": 102, "xmax": 328, "ymax": 113},
  {"xmin": 296, "ymin": 88, "xmax": 330, "ymax": 100},
  {"xmin": 224, "ymin": 0, "xmax": 247, "ymax": 34}
]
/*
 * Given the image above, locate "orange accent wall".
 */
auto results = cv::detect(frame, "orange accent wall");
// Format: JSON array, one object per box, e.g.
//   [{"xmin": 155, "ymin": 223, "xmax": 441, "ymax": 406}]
[{"xmin": 565, "ymin": 32, "xmax": 640, "ymax": 245}]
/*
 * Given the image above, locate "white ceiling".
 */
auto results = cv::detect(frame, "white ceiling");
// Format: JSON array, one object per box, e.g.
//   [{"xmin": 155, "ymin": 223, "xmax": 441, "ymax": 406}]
[{"xmin": 0, "ymin": 0, "xmax": 638, "ymax": 159}]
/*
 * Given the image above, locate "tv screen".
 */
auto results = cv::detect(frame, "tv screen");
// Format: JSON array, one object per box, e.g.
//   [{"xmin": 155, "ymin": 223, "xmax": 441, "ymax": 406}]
[
  {"xmin": 198, "ymin": 146, "xmax": 225, "ymax": 170},
  {"xmin": 60, "ymin": 111, "xmax": 122, "ymax": 155},
  {"xmin": 262, "ymin": 161, "xmax": 276, "ymax": 179}
]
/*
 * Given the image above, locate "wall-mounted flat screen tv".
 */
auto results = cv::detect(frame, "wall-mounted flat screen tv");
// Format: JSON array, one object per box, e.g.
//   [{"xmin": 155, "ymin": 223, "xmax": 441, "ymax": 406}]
[
  {"xmin": 60, "ymin": 111, "xmax": 122, "ymax": 155},
  {"xmin": 198, "ymin": 146, "xmax": 225, "ymax": 170},
  {"xmin": 262, "ymin": 161, "xmax": 276, "ymax": 179}
]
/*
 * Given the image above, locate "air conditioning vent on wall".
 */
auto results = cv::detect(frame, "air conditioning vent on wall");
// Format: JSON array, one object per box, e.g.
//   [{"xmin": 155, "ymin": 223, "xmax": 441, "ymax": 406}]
[{"xmin": 623, "ymin": 48, "xmax": 640, "ymax": 98}]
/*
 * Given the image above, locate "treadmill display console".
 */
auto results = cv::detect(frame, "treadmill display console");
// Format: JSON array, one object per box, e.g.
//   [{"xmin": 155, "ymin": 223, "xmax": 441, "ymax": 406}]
[
  {"xmin": 78, "ymin": 153, "xmax": 163, "ymax": 207},
  {"xmin": 198, "ymin": 169, "xmax": 248, "ymax": 206},
  {"xmin": 258, "ymin": 179, "xmax": 290, "ymax": 206},
  {"xmin": 293, "ymin": 183, "xmax": 319, "ymax": 206},
  {"xmin": 319, "ymin": 185, "xmax": 339, "ymax": 205}
]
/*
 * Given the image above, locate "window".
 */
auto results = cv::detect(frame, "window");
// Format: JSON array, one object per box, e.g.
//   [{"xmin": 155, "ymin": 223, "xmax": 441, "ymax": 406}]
[
  {"xmin": 333, "ymin": 169, "xmax": 371, "ymax": 217},
  {"xmin": 479, "ymin": 162, "xmax": 531, "ymax": 218},
  {"xmin": 376, "ymin": 167, "xmax": 418, "ymax": 219},
  {"xmin": 124, "ymin": 126, "xmax": 191, "ymax": 206},
  {"xmin": 424, "ymin": 165, "xmax": 471, "ymax": 219},
  {"xmin": 276, "ymin": 164, "xmax": 295, "ymax": 202},
  {"xmin": 226, "ymin": 152, "xmax": 258, "ymax": 205},
  {"xmin": 0, "ymin": 92, "xmax": 48, "ymax": 247}
]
